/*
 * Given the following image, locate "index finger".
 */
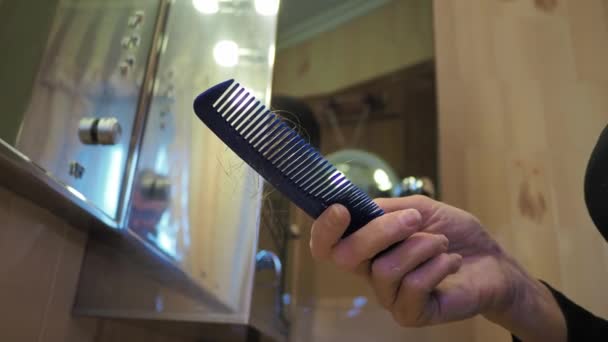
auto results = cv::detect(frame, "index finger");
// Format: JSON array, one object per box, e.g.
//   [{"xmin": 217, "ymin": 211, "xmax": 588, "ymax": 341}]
[
  {"xmin": 310, "ymin": 204, "xmax": 350, "ymax": 260},
  {"xmin": 375, "ymin": 195, "xmax": 437, "ymax": 216}
]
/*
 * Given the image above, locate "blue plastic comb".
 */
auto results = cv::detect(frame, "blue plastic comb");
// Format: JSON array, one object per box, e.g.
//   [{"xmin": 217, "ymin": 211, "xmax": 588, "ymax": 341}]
[{"xmin": 193, "ymin": 79, "xmax": 384, "ymax": 237}]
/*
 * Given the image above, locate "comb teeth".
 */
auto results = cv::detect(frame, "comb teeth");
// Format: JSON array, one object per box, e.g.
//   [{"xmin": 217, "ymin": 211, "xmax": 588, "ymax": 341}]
[{"xmin": 194, "ymin": 80, "xmax": 385, "ymax": 237}]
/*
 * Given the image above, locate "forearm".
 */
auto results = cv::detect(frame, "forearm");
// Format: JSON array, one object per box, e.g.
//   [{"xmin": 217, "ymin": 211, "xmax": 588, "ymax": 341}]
[{"xmin": 484, "ymin": 256, "xmax": 567, "ymax": 341}]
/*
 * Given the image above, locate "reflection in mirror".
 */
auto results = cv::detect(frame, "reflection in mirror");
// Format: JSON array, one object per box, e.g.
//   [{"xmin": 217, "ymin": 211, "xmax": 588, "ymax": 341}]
[
  {"xmin": 271, "ymin": 0, "xmax": 437, "ymax": 340},
  {"xmin": 119, "ymin": 0, "xmax": 279, "ymax": 317}
]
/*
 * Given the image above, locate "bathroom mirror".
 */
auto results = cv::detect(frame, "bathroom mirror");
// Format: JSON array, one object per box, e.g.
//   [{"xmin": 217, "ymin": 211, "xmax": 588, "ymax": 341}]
[{"xmin": 271, "ymin": 1, "xmax": 438, "ymax": 341}]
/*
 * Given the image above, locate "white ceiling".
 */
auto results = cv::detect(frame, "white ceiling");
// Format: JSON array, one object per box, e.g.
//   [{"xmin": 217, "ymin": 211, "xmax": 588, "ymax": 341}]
[
  {"xmin": 277, "ymin": 0, "xmax": 348, "ymax": 32},
  {"xmin": 276, "ymin": 0, "xmax": 391, "ymax": 49}
]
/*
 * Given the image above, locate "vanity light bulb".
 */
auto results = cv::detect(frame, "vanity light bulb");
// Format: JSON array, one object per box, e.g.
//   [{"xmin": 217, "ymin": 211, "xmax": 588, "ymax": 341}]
[
  {"xmin": 213, "ymin": 40, "xmax": 240, "ymax": 67},
  {"xmin": 192, "ymin": 0, "xmax": 219, "ymax": 14},
  {"xmin": 254, "ymin": 0, "xmax": 280, "ymax": 16}
]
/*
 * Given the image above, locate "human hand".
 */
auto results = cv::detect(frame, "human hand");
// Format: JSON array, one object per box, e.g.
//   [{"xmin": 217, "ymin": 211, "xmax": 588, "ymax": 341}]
[{"xmin": 310, "ymin": 195, "xmax": 565, "ymax": 340}]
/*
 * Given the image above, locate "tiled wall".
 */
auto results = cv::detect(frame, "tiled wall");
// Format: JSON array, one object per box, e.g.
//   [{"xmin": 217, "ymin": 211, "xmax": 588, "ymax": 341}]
[
  {"xmin": 0, "ymin": 185, "xmax": 98, "ymax": 342},
  {"xmin": 0, "ymin": 185, "xmax": 221, "ymax": 342},
  {"xmin": 434, "ymin": 0, "xmax": 608, "ymax": 341}
]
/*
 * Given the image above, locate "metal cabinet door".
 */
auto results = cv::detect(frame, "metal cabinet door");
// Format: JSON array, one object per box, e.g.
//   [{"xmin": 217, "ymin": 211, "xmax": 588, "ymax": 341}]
[{"xmin": 15, "ymin": 0, "xmax": 161, "ymax": 221}]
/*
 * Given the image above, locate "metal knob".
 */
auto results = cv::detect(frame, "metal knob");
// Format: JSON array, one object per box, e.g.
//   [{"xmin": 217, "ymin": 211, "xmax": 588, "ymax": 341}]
[
  {"xmin": 78, "ymin": 117, "xmax": 122, "ymax": 145},
  {"xmin": 138, "ymin": 170, "xmax": 171, "ymax": 201}
]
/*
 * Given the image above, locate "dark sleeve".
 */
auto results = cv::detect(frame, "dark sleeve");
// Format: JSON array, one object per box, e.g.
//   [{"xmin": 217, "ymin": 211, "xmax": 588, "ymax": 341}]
[{"xmin": 512, "ymin": 282, "xmax": 608, "ymax": 341}]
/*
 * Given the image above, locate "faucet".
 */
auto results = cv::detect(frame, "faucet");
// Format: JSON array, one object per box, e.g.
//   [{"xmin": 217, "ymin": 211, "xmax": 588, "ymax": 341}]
[{"xmin": 255, "ymin": 250, "xmax": 289, "ymax": 330}]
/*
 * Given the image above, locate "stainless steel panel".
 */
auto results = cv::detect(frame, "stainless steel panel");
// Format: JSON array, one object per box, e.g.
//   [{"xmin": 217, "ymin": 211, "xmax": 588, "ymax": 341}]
[
  {"xmin": 0, "ymin": 139, "xmax": 117, "ymax": 230},
  {"xmin": 12, "ymin": 0, "xmax": 161, "ymax": 220}
]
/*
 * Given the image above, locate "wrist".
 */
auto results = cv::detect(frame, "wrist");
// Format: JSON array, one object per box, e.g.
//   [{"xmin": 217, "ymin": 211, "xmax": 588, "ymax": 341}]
[{"xmin": 484, "ymin": 253, "xmax": 566, "ymax": 341}]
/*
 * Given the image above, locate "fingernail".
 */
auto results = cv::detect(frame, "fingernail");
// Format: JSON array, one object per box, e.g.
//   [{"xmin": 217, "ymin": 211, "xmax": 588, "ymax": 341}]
[
  {"xmin": 399, "ymin": 209, "xmax": 421, "ymax": 227},
  {"xmin": 451, "ymin": 253, "xmax": 463, "ymax": 265},
  {"xmin": 329, "ymin": 204, "xmax": 347, "ymax": 224}
]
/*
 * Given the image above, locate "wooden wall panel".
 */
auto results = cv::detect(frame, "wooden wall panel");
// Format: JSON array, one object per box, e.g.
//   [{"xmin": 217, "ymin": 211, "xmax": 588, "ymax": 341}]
[{"xmin": 435, "ymin": 0, "xmax": 608, "ymax": 341}]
